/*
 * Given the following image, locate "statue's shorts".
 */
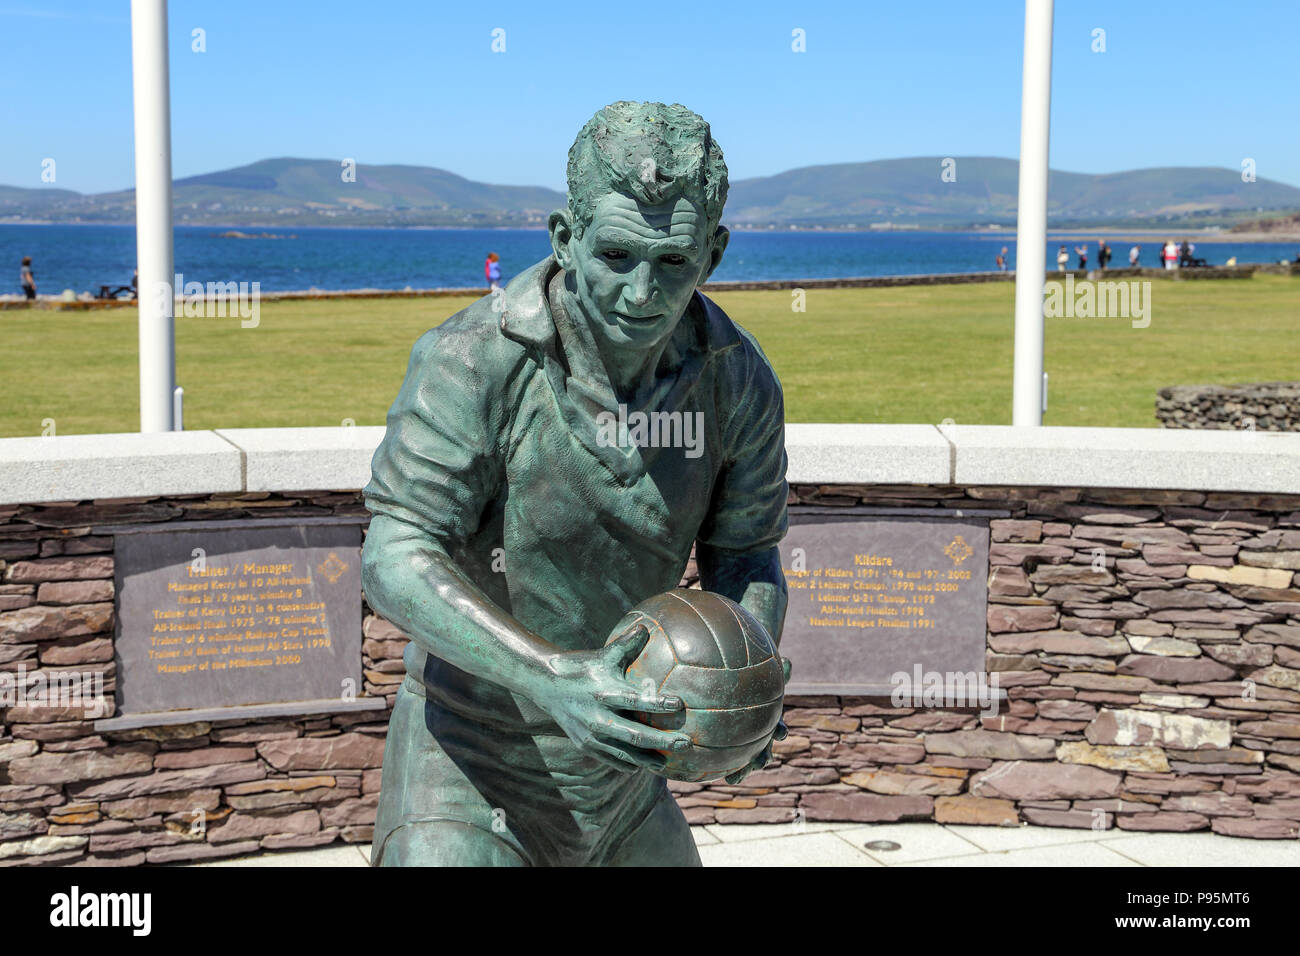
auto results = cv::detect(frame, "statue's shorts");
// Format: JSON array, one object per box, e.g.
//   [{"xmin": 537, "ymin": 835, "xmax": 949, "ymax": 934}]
[{"xmin": 371, "ymin": 679, "xmax": 701, "ymax": 866}]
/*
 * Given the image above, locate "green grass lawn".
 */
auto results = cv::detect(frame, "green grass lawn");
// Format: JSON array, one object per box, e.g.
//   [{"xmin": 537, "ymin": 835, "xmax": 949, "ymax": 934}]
[{"xmin": 2, "ymin": 275, "xmax": 1296, "ymax": 437}]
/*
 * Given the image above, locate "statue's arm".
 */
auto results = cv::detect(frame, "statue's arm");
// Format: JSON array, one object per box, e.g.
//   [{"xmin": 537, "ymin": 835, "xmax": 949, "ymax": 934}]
[
  {"xmin": 695, "ymin": 543, "xmax": 787, "ymax": 648},
  {"xmin": 362, "ymin": 513, "xmax": 692, "ymax": 771},
  {"xmin": 361, "ymin": 513, "xmax": 556, "ymax": 699}
]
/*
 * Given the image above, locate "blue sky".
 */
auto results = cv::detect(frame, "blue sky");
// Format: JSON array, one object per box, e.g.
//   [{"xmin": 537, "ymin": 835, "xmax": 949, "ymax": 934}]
[{"xmin": 2, "ymin": 0, "xmax": 1297, "ymax": 194}]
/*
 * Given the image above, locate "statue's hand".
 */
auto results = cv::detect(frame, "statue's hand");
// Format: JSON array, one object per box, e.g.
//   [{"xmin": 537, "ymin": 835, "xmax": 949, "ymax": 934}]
[
  {"xmin": 723, "ymin": 656, "xmax": 792, "ymax": 785},
  {"xmin": 533, "ymin": 621, "xmax": 691, "ymax": 774}
]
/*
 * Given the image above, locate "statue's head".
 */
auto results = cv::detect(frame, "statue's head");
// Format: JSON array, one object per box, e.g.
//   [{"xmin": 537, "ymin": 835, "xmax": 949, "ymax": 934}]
[{"xmin": 549, "ymin": 101, "xmax": 729, "ymax": 353}]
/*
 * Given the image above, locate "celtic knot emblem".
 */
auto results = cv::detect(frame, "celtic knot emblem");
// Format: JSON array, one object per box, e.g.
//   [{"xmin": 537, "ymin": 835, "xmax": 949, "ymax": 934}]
[
  {"xmin": 944, "ymin": 535, "xmax": 973, "ymax": 566},
  {"xmin": 317, "ymin": 552, "xmax": 349, "ymax": 583}
]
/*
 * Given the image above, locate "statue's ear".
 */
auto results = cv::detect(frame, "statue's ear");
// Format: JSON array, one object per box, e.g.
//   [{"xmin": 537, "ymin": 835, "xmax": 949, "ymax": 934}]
[
  {"xmin": 549, "ymin": 209, "xmax": 575, "ymax": 270},
  {"xmin": 701, "ymin": 225, "xmax": 729, "ymax": 284}
]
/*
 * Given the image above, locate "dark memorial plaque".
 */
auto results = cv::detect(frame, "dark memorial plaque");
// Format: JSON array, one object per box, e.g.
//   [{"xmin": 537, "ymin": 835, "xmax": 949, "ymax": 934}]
[
  {"xmin": 777, "ymin": 509, "xmax": 991, "ymax": 695},
  {"xmin": 114, "ymin": 521, "xmax": 362, "ymax": 715}
]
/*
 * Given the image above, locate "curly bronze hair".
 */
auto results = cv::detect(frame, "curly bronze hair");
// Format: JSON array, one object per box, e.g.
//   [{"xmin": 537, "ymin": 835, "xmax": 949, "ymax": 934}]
[{"xmin": 565, "ymin": 101, "xmax": 728, "ymax": 240}]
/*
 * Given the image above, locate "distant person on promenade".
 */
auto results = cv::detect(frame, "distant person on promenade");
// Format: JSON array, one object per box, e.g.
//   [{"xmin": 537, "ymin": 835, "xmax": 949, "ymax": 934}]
[
  {"xmin": 484, "ymin": 252, "xmax": 502, "ymax": 291},
  {"xmin": 1129, "ymin": 244, "xmax": 1141, "ymax": 267},
  {"xmin": 995, "ymin": 247, "xmax": 1008, "ymax": 271},
  {"xmin": 1097, "ymin": 240, "xmax": 1111, "ymax": 271},
  {"xmin": 1163, "ymin": 241, "xmax": 1179, "ymax": 270},
  {"xmin": 1075, "ymin": 244, "xmax": 1088, "ymax": 270},
  {"xmin": 20, "ymin": 256, "xmax": 36, "ymax": 299},
  {"xmin": 1056, "ymin": 246, "xmax": 1069, "ymax": 272},
  {"xmin": 1178, "ymin": 240, "xmax": 1191, "ymax": 267}
]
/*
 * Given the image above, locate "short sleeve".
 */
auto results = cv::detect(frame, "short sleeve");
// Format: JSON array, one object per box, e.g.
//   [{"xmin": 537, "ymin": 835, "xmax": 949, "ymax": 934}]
[
  {"xmin": 696, "ymin": 334, "xmax": 789, "ymax": 553},
  {"xmin": 363, "ymin": 319, "xmax": 509, "ymax": 549}
]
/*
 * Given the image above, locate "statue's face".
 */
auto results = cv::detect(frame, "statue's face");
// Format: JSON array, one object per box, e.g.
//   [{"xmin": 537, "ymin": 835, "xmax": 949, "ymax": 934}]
[{"xmin": 560, "ymin": 191, "xmax": 724, "ymax": 353}]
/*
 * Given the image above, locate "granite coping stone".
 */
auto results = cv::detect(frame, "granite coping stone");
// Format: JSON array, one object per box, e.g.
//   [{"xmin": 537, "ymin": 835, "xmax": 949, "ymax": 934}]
[
  {"xmin": 212, "ymin": 426, "xmax": 386, "ymax": 494},
  {"xmin": 0, "ymin": 431, "xmax": 242, "ymax": 505},
  {"xmin": 784, "ymin": 424, "xmax": 950, "ymax": 485},
  {"xmin": 2, "ymin": 424, "xmax": 1300, "ymax": 505},
  {"xmin": 939, "ymin": 424, "xmax": 1300, "ymax": 492}
]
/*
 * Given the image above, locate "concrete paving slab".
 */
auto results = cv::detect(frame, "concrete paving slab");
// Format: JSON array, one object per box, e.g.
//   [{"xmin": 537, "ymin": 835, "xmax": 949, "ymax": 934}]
[
  {"xmin": 1099, "ymin": 831, "xmax": 1300, "ymax": 867},
  {"xmin": 175, "ymin": 823, "xmax": 1298, "ymax": 867},
  {"xmin": 941, "ymin": 822, "xmax": 1132, "ymax": 852},
  {"xmin": 702, "ymin": 821, "xmax": 848, "ymax": 843},
  {"xmin": 830, "ymin": 823, "xmax": 988, "ymax": 864},
  {"xmin": 698, "ymin": 831, "xmax": 882, "ymax": 867},
  {"xmin": 692, "ymin": 827, "xmax": 720, "ymax": 846}
]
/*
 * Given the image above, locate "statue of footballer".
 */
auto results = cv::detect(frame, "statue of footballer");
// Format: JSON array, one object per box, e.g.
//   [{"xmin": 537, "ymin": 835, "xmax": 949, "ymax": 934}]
[{"xmin": 362, "ymin": 101, "xmax": 790, "ymax": 867}]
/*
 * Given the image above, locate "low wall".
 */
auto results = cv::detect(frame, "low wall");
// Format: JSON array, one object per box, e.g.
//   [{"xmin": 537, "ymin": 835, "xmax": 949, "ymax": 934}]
[
  {"xmin": 1255, "ymin": 263, "xmax": 1300, "ymax": 277},
  {"xmin": 2, "ymin": 425, "xmax": 1300, "ymax": 866},
  {"xmin": 2, "ymin": 260, "xmax": 1286, "ymax": 310},
  {"xmin": 1158, "ymin": 382, "xmax": 1300, "ymax": 432}
]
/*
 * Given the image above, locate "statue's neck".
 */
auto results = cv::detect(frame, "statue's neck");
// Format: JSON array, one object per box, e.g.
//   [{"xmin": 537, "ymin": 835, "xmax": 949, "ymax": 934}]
[{"xmin": 552, "ymin": 283, "xmax": 672, "ymax": 408}]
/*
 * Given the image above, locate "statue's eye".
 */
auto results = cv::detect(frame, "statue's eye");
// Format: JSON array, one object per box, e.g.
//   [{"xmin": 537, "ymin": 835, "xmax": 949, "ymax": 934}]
[
  {"xmin": 601, "ymin": 249, "xmax": 628, "ymax": 261},
  {"xmin": 660, "ymin": 254, "xmax": 687, "ymax": 266}
]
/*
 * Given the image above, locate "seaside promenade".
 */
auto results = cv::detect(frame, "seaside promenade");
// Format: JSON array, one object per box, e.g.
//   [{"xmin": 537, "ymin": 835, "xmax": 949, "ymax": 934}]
[{"xmin": 2, "ymin": 262, "xmax": 1294, "ymax": 311}]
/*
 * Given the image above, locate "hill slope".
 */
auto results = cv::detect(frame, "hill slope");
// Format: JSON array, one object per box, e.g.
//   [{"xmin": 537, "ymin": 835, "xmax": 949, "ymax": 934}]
[
  {"xmin": 725, "ymin": 157, "xmax": 1300, "ymax": 228},
  {"xmin": 0, "ymin": 158, "xmax": 566, "ymax": 227},
  {"xmin": 2, "ymin": 156, "xmax": 1297, "ymax": 229}
]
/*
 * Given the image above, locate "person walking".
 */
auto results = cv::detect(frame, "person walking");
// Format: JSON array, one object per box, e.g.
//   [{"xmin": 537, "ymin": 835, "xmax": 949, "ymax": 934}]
[
  {"xmin": 995, "ymin": 247, "xmax": 1008, "ymax": 271},
  {"xmin": 1075, "ymin": 243, "xmax": 1088, "ymax": 270},
  {"xmin": 1163, "ymin": 240, "xmax": 1179, "ymax": 270},
  {"xmin": 1129, "ymin": 244, "xmax": 1141, "ymax": 267},
  {"xmin": 484, "ymin": 252, "xmax": 502, "ymax": 291},
  {"xmin": 1097, "ymin": 240, "xmax": 1111, "ymax": 271},
  {"xmin": 1056, "ymin": 245, "xmax": 1069, "ymax": 272},
  {"xmin": 19, "ymin": 256, "xmax": 36, "ymax": 300}
]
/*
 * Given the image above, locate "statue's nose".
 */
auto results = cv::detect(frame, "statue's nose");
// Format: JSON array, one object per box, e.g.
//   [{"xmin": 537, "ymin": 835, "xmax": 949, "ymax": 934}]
[{"xmin": 627, "ymin": 262, "xmax": 654, "ymax": 307}]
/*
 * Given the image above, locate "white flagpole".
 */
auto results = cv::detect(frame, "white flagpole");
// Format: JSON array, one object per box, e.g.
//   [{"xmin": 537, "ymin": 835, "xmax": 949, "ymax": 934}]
[
  {"xmin": 1012, "ymin": 0, "xmax": 1054, "ymax": 426},
  {"xmin": 130, "ymin": 0, "xmax": 175, "ymax": 432}
]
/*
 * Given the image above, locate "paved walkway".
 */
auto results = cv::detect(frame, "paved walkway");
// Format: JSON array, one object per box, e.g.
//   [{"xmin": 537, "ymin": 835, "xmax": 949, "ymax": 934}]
[{"xmin": 192, "ymin": 821, "xmax": 1300, "ymax": 867}]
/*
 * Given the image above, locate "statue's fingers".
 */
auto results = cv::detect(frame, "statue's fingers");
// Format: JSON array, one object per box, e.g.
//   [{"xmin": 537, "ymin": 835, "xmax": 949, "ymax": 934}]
[
  {"xmin": 725, "ymin": 766, "xmax": 751, "ymax": 785},
  {"xmin": 600, "ymin": 715, "xmax": 691, "ymax": 754},
  {"xmin": 607, "ymin": 622, "xmax": 651, "ymax": 669},
  {"xmin": 594, "ymin": 687, "xmax": 682, "ymax": 714},
  {"xmin": 587, "ymin": 734, "xmax": 664, "ymax": 773}
]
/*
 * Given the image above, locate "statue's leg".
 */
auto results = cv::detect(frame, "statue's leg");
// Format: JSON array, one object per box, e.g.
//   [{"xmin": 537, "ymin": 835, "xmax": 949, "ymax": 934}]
[
  {"xmin": 372, "ymin": 681, "xmax": 534, "ymax": 866},
  {"xmin": 604, "ymin": 782, "xmax": 702, "ymax": 867}
]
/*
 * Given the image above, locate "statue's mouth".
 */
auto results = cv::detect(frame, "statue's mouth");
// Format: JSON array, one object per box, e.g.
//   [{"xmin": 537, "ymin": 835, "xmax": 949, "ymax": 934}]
[{"xmin": 612, "ymin": 311, "xmax": 664, "ymax": 324}]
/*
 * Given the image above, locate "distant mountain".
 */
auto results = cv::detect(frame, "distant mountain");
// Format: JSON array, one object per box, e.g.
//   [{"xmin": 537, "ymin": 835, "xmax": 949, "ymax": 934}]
[
  {"xmin": 0, "ymin": 158, "xmax": 566, "ymax": 227},
  {"xmin": 725, "ymin": 157, "xmax": 1300, "ymax": 229},
  {"xmin": 2, "ymin": 156, "xmax": 1298, "ymax": 229}
]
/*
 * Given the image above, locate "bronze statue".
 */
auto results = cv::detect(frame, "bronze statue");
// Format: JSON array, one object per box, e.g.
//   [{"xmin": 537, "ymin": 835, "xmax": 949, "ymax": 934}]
[{"xmin": 362, "ymin": 101, "xmax": 789, "ymax": 866}]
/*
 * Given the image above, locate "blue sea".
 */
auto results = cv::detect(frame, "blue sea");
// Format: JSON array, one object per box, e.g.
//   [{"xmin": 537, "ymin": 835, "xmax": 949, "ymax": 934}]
[{"xmin": 2, "ymin": 224, "xmax": 1297, "ymax": 296}]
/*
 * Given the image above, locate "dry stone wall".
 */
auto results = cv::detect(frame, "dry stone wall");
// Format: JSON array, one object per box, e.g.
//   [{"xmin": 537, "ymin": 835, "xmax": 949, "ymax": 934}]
[
  {"xmin": 3, "ymin": 481, "xmax": 1300, "ymax": 866},
  {"xmin": 1157, "ymin": 382, "xmax": 1300, "ymax": 431}
]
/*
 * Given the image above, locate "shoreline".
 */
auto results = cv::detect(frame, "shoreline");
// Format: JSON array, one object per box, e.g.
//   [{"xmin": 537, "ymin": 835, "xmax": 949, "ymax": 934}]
[
  {"xmin": 3, "ymin": 263, "xmax": 1293, "ymax": 309},
  {"xmin": 3, "ymin": 220, "xmax": 1298, "ymax": 242}
]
